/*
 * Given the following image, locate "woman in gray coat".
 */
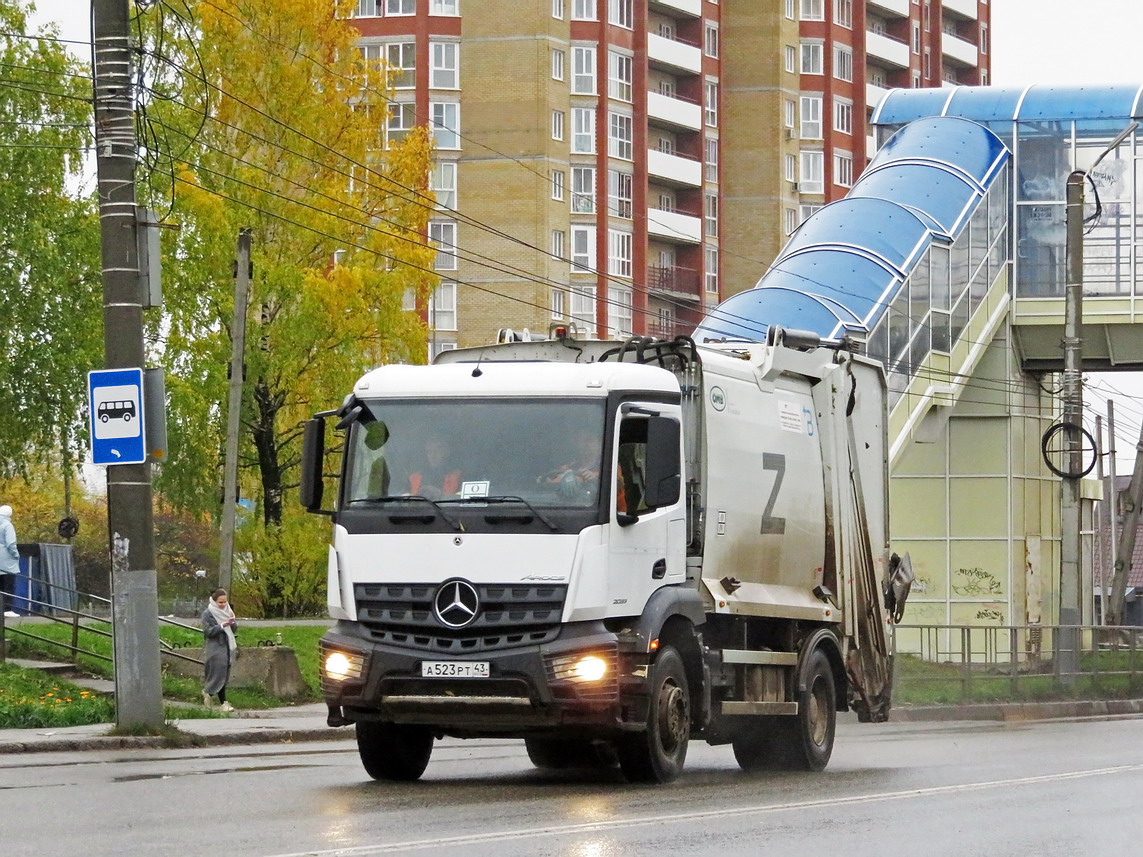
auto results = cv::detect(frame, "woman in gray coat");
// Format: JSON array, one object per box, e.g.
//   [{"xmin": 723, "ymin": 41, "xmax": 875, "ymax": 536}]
[{"xmin": 202, "ymin": 588, "xmax": 238, "ymax": 712}]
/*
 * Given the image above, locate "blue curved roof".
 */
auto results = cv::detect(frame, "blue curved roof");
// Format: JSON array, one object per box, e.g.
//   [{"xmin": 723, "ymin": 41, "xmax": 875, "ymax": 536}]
[
  {"xmin": 693, "ymin": 116, "xmax": 1009, "ymax": 344},
  {"xmin": 872, "ymin": 84, "xmax": 1143, "ymax": 126}
]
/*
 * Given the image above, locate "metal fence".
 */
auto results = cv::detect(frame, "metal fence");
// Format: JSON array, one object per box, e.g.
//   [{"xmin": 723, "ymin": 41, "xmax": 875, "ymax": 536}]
[{"xmin": 891, "ymin": 623, "xmax": 1143, "ymax": 703}]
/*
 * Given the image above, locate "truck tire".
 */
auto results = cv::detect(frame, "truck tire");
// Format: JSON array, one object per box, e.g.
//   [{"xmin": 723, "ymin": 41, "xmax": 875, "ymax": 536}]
[
  {"xmin": 617, "ymin": 646, "xmax": 690, "ymax": 783},
  {"xmin": 525, "ymin": 738, "xmax": 616, "ymax": 770},
  {"xmin": 775, "ymin": 649, "xmax": 836, "ymax": 771},
  {"xmin": 356, "ymin": 721, "xmax": 433, "ymax": 781},
  {"xmin": 731, "ymin": 717, "xmax": 778, "ymax": 772}
]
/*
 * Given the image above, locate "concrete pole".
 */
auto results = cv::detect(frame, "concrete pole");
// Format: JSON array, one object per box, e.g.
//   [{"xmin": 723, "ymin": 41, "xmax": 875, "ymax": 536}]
[
  {"xmin": 1096, "ymin": 413, "xmax": 1105, "ymax": 625},
  {"xmin": 219, "ymin": 230, "xmax": 252, "ymax": 592},
  {"xmin": 1107, "ymin": 400, "xmax": 1119, "ymax": 622},
  {"xmin": 93, "ymin": 0, "xmax": 163, "ymax": 727},
  {"xmin": 1058, "ymin": 170, "xmax": 1086, "ymax": 682}
]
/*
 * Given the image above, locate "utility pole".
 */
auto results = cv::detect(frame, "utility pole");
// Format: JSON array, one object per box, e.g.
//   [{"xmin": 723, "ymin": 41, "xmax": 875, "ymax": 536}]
[
  {"xmin": 1106, "ymin": 400, "xmax": 1119, "ymax": 623},
  {"xmin": 1058, "ymin": 169, "xmax": 1085, "ymax": 682},
  {"xmin": 93, "ymin": 0, "xmax": 163, "ymax": 727},
  {"xmin": 219, "ymin": 230, "xmax": 252, "ymax": 591}
]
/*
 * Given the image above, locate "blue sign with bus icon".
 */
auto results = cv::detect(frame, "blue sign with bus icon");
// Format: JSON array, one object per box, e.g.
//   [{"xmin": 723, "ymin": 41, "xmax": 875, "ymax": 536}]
[{"xmin": 88, "ymin": 368, "xmax": 146, "ymax": 465}]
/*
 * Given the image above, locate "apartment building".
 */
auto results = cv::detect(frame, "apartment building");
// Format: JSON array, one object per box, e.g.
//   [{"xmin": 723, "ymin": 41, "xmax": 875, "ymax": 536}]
[{"xmin": 349, "ymin": 0, "xmax": 989, "ymax": 351}]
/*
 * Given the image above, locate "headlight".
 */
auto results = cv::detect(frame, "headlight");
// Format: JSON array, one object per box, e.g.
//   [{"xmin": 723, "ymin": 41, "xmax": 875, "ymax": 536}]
[
  {"xmin": 548, "ymin": 651, "xmax": 613, "ymax": 683},
  {"xmin": 323, "ymin": 650, "xmax": 364, "ymax": 681},
  {"xmin": 573, "ymin": 656, "xmax": 608, "ymax": 682}
]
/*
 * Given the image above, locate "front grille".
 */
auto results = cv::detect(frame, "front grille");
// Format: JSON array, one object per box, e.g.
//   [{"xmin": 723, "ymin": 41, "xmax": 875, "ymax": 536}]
[{"xmin": 355, "ymin": 582, "xmax": 567, "ymax": 654}]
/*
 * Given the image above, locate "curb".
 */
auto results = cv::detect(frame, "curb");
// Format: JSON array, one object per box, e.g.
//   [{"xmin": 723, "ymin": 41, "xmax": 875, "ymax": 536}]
[
  {"xmin": 889, "ymin": 698, "xmax": 1143, "ymax": 722},
  {"xmin": 0, "ymin": 726, "xmax": 354, "ymax": 755}
]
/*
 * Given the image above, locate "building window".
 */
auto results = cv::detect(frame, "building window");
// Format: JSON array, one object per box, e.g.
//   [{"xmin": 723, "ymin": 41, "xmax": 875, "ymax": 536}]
[
  {"xmin": 608, "ymin": 0, "xmax": 633, "ymax": 29},
  {"xmin": 572, "ymin": 0, "xmax": 596, "ymax": 20},
  {"xmin": 608, "ymin": 229, "xmax": 632, "ymax": 278},
  {"xmin": 799, "ymin": 96, "xmax": 822, "ymax": 139},
  {"xmin": 785, "ymin": 0, "xmax": 796, "ymax": 19},
  {"xmin": 551, "ymin": 229, "xmax": 565, "ymax": 259},
  {"xmin": 571, "ymin": 225, "xmax": 595, "ymax": 273},
  {"xmin": 980, "ymin": 24, "xmax": 989, "ymax": 54},
  {"xmin": 353, "ymin": 1, "xmax": 380, "ymax": 17},
  {"xmin": 608, "ymin": 286, "xmax": 633, "ymax": 337},
  {"xmin": 571, "ymin": 286, "xmax": 596, "ymax": 337},
  {"xmin": 572, "ymin": 107, "xmax": 595, "ymax": 153},
  {"xmin": 705, "ymin": 192, "xmax": 718, "ymax": 238},
  {"xmin": 386, "ymin": 42, "xmax": 415, "ymax": 89},
  {"xmin": 705, "ymin": 81, "xmax": 718, "ymax": 126},
  {"xmin": 386, "ymin": 0, "xmax": 415, "ymax": 14},
  {"xmin": 430, "ymin": 161, "xmax": 457, "ymax": 209},
  {"xmin": 551, "ymin": 48, "xmax": 565, "ymax": 81},
  {"xmin": 705, "ymin": 24, "xmax": 719, "ymax": 58},
  {"xmin": 784, "ymin": 99, "xmax": 796, "ymax": 129},
  {"xmin": 608, "ymin": 169, "xmax": 633, "ymax": 218},
  {"xmin": 800, "ymin": 0, "xmax": 824, "ymax": 20},
  {"xmin": 430, "ymin": 0, "xmax": 459, "ymax": 14},
  {"xmin": 912, "ymin": 22, "xmax": 920, "ymax": 53},
  {"xmin": 429, "ymin": 222, "xmax": 458, "ymax": 271},
  {"xmin": 609, "ymin": 112, "xmax": 633, "ymax": 160},
  {"xmin": 912, "ymin": 71, "xmax": 921, "ymax": 88},
  {"xmin": 705, "ymin": 136, "xmax": 718, "ymax": 183},
  {"xmin": 833, "ymin": 0, "xmax": 852, "ymax": 28},
  {"xmin": 609, "ymin": 51, "xmax": 633, "ymax": 101},
  {"xmin": 430, "ymin": 102, "xmax": 460, "ymax": 149},
  {"xmin": 572, "ymin": 46, "xmax": 596, "ymax": 94},
  {"xmin": 834, "ymin": 99, "xmax": 852, "ymax": 134},
  {"xmin": 705, "ymin": 246, "xmax": 718, "ymax": 293},
  {"xmin": 386, "ymin": 102, "xmax": 416, "ymax": 146},
  {"xmin": 834, "ymin": 45, "xmax": 852, "ymax": 82},
  {"xmin": 430, "ymin": 42, "xmax": 458, "ymax": 89},
  {"xmin": 799, "ymin": 150, "xmax": 824, "ymax": 193},
  {"xmin": 785, "ymin": 153, "xmax": 797, "ymax": 182},
  {"xmin": 799, "ymin": 203, "xmax": 822, "ymax": 224},
  {"xmin": 800, "ymin": 42, "xmax": 823, "ymax": 75},
  {"xmin": 784, "ymin": 208, "xmax": 798, "ymax": 235},
  {"xmin": 552, "ymin": 110, "xmax": 565, "ymax": 140},
  {"xmin": 551, "ymin": 169, "xmax": 565, "ymax": 201},
  {"xmin": 551, "ymin": 287, "xmax": 566, "ymax": 319},
  {"xmin": 552, "ymin": 0, "xmax": 564, "ymax": 18},
  {"xmin": 923, "ymin": 49, "xmax": 930, "ymax": 79},
  {"xmin": 429, "ymin": 282, "xmax": 457, "ymax": 331},
  {"xmin": 834, "ymin": 152, "xmax": 853, "ymax": 187},
  {"xmin": 572, "ymin": 166, "xmax": 596, "ymax": 213}
]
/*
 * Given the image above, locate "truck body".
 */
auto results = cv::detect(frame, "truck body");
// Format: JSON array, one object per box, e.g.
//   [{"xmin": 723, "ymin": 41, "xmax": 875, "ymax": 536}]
[{"xmin": 301, "ymin": 331, "xmax": 910, "ymax": 783}]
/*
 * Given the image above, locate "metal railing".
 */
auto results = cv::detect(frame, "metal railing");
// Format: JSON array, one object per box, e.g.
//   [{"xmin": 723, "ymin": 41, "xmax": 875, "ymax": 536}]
[{"xmin": 891, "ymin": 622, "xmax": 1143, "ymax": 703}]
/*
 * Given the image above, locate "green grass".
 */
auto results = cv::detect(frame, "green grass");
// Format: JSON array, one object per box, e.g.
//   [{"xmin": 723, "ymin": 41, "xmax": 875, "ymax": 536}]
[
  {"xmin": 0, "ymin": 662, "xmax": 116, "ymax": 728},
  {"xmin": 3, "ymin": 619, "xmax": 329, "ymax": 710}
]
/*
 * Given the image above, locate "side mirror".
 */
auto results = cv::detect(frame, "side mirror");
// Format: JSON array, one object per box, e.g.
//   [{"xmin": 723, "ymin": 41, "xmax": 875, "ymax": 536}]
[
  {"xmin": 643, "ymin": 417, "xmax": 681, "ymax": 509},
  {"xmin": 299, "ymin": 418, "xmax": 329, "ymax": 513}
]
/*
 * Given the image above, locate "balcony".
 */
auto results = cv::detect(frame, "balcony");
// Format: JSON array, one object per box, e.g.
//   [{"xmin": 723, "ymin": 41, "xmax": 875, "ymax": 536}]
[
  {"xmin": 648, "ymin": 149, "xmax": 703, "ymax": 188},
  {"xmin": 648, "ymin": 0, "xmax": 702, "ymax": 18},
  {"xmin": 648, "ymin": 32, "xmax": 702, "ymax": 76},
  {"xmin": 647, "ymin": 208, "xmax": 702, "ymax": 244},
  {"xmin": 647, "ymin": 265, "xmax": 702, "ymax": 301},
  {"xmin": 867, "ymin": 81, "xmax": 889, "ymax": 112},
  {"xmin": 942, "ymin": 0, "xmax": 979, "ymax": 20},
  {"xmin": 942, "ymin": 31, "xmax": 979, "ymax": 67},
  {"xmin": 865, "ymin": 31, "xmax": 910, "ymax": 70},
  {"xmin": 648, "ymin": 90, "xmax": 703, "ymax": 132},
  {"xmin": 867, "ymin": 0, "xmax": 910, "ymax": 18},
  {"xmin": 646, "ymin": 319, "xmax": 695, "ymax": 339}
]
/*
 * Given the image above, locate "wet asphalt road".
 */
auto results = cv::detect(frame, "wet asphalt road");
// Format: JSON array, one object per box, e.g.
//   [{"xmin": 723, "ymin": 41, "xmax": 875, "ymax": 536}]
[{"xmin": 2, "ymin": 715, "xmax": 1142, "ymax": 857}]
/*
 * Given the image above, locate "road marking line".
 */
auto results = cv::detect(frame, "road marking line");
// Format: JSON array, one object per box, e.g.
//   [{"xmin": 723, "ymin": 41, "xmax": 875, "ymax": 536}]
[{"xmin": 263, "ymin": 763, "xmax": 1143, "ymax": 857}]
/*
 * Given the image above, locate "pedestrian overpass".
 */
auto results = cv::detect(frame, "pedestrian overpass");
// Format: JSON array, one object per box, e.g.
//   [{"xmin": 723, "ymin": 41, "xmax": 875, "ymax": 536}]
[{"xmin": 694, "ymin": 85, "xmax": 1143, "ymax": 629}]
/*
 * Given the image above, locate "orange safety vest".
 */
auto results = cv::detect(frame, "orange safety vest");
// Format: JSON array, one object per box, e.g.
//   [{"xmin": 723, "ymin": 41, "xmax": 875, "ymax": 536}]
[{"xmin": 409, "ymin": 470, "xmax": 462, "ymax": 496}]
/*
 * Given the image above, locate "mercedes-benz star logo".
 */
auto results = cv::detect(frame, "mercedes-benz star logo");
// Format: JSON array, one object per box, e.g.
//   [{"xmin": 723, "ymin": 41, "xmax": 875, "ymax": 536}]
[{"xmin": 433, "ymin": 579, "xmax": 480, "ymax": 629}]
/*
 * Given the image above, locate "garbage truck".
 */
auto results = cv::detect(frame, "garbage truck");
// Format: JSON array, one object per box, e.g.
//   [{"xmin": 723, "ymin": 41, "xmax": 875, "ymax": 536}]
[{"xmin": 300, "ymin": 326, "xmax": 912, "ymax": 783}]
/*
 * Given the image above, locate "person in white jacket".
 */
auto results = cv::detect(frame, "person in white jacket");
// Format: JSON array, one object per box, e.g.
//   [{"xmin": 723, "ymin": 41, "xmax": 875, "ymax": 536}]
[{"xmin": 0, "ymin": 505, "xmax": 20, "ymax": 617}]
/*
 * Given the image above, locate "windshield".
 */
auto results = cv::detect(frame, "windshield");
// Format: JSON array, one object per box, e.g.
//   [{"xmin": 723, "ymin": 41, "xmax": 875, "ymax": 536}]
[{"xmin": 344, "ymin": 398, "xmax": 606, "ymax": 510}]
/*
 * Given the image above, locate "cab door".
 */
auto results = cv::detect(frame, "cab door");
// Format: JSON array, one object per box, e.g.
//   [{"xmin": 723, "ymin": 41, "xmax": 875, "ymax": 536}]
[{"xmin": 606, "ymin": 407, "xmax": 687, "ymax": 616}]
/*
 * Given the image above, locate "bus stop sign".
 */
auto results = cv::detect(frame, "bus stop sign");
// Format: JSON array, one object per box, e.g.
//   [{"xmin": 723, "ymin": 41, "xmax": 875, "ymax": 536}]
[{"xmin": 88, "ymin": 367, "xmax": 146, "ymax": 465}]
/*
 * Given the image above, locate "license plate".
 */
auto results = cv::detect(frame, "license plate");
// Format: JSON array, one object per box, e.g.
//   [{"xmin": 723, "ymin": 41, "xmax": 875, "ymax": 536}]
[{"xmin": 421, "ymin": 660, "xmax": 490, "ymax": 678}]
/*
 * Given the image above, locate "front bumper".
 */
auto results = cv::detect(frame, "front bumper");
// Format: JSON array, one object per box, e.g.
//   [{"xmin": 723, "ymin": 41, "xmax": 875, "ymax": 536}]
[{"xmin": 321, "ymin": 620, "xmax": 644, "ymax": 737}]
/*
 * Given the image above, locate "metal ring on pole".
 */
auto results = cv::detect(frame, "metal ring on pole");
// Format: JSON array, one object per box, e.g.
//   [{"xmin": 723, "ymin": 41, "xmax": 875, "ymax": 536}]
[{"xmin": 1040, "ymin": 421, "xmax": 1098, "ymax": 479}]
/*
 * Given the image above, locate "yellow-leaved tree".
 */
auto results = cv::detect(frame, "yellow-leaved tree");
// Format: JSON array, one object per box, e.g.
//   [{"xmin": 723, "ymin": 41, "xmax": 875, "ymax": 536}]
[{"xmin": 140, "ymin": 0, "xmax": 437, "ymax": 615}]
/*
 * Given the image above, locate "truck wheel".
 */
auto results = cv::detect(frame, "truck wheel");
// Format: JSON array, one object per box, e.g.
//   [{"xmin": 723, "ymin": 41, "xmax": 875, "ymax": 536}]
[
  {"xmin": 356, "ymin": 721, "xmax": 433, "ymax": 781},
  {"xmin": 777, "ymin": 649, "xmax": 836, "ymax": 771},
  {"xmin": 731, "ymin": 717, "xmax": 778, "ymax": 772},
  {"xmin": 525, "ymin": 738, "xmax": 615, "ymax": 770},
  {"xmin": 617, "ymin": 646, "xmax": 690, "ymax": 783}
]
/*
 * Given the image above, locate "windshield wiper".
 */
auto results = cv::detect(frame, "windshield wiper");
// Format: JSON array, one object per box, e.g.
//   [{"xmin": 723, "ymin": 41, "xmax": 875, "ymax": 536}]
[
  {"xmin": 439, "ymin": 495, "xmax": 559, "ymax": 531},
  {"xmin": 348, "ymin": 495, "xmax": 463, "ymax": 532}
]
